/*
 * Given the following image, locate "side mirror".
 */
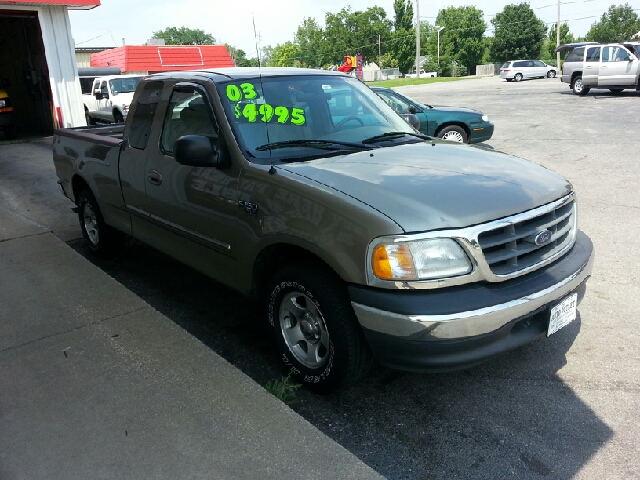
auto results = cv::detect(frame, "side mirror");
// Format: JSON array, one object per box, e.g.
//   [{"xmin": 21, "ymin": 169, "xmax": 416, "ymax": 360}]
[
  {"xmin": 402, "ymin": 114, "xmax": 421, "ymax": 130},
  {"xmin": 174, "ymin": 135, "xmax": 229, "ymax": 168},
  {"xmin": 408, "ymin": 105, "xmax": 418, "ymax": 114},
  {"xmin": 95, "ymin": 91, "xmax": 104, "ymax": 100}
]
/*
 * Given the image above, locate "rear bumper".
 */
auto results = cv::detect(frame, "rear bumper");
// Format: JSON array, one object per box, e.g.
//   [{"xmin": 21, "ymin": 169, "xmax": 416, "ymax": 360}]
[{"xmin": 349, "ymin": 231, "xmax": 594, "ymax": 372}]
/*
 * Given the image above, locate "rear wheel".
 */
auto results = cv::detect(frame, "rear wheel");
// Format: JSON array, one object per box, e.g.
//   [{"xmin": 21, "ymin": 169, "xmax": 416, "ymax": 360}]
[
  {"xmin": 514, "ymin": 73, "xmax": 523, "ymax": 82},
  {"xmin": 77, "ymin": 190, "xmax": 124, "ymax": 256},
  {"xmin": 266, "ymin": 265, "xmax": 372, "ymax": 394},
  {"xmin": 547, "ymin": 70, "xmax": 556, "ymax": 78},
  {"xmin": 572, "ymin": 76, "xmax": 590, "ymax": 96},
  {"xmin": 113, "ymin": 111, "xmax": 124, "ymax": 123},
  {"xmin": 437, "ymin": 125, "xmax": 468, "ymax": 143}
]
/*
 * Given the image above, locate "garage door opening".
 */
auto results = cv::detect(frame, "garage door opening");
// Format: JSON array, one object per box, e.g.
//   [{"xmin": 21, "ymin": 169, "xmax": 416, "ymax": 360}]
[{"xmin": 0, "ymin": 10, "xmax": 54, "ymax": 140}]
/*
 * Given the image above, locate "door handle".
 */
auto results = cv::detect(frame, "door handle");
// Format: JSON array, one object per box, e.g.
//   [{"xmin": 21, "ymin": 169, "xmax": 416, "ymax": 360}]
[
  {"xmin": 586, "ymin": 66, "xmax": 592, "ymax": 69},
  {"xmin": 147, "ymin": 169, "xmax": 163, "ymax": 186}
]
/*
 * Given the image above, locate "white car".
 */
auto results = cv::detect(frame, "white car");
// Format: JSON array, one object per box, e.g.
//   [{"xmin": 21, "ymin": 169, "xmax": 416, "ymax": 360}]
[
  {"xmin": 83, "ymin": 75, "xmax": 142, "ymax": 125},
  {"xmin": 499, "ymin": 60, "xmax": 557, "ymax": 82}
]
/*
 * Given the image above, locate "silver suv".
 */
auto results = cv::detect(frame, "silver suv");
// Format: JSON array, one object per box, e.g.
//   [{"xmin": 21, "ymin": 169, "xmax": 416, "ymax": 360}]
[
  {"xmin": 499, "ymin": 60, "xmax": 557, "ymax": 82},
  {"xmin": 558, "ymin": 42, "xmax": 640, "ymax": 95}
]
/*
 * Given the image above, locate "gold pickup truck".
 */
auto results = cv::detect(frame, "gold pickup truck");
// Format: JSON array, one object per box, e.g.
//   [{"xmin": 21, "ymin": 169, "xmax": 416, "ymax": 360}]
[{"xmin": 53, "ymin": 68, "xmax": 594, "ymax": 393}]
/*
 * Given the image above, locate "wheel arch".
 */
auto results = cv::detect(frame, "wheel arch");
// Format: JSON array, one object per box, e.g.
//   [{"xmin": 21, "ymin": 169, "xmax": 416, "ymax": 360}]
[
  {"xmin": 435, "ymin": 121, "xmax": 470, "ymax": 139},
  {"xmin": 570, "ymin": 71, "xmax": 583, "ymax": 86},
  {"xmin": 250, "ymin": 243, "xmax": 345, "ymax": 304},
  {"xmin": 71, "ymin": 174, "xmax": 91, "ymax": 204}
]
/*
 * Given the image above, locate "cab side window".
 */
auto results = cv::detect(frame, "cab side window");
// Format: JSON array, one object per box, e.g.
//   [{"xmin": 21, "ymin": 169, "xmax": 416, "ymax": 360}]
[
  {"xmin": 565, "ymin": 47, "xmax": 584, "ymax": 63},
  {"xmin": 586, "ymin": 47, "xmax": 601, "ymax": 62},
  {"xmin": 128, "ymin": 81, "xmax": 163, "ymax": 150},
  {"xmin": 161, "ymin": 88, "xmax": 217, "ymax": 155}
]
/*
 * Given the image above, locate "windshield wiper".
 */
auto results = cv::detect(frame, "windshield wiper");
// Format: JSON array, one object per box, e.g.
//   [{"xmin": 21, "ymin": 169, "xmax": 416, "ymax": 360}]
[
  {"xmin": 361, "ymin": 131, "xmax": 431, "ymax": 144},
  {"xmin": 255, "ymin": 139, "xmax": 372, "ymax": 151}
]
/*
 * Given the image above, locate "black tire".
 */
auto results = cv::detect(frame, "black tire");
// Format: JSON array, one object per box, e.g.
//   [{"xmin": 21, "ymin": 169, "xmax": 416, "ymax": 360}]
[
  {"xmin": 514, "ymin": 73, "xmax": 523, "ymax": 82},
  {"xmin": 85, "ymin": 111, "xmax": 96, "ymax": 126},
  {"xmin": 113, "ymin": 111, "xmax": 124, "ymax": 123},
  {"xmin": 547, "ymin": 70, "xmax": 556, "ymax": 78},
  {"xmin": 266, "ymin": 265, "xmax": 372, "ymax": 394},
  {"xmin": 77, "ymin": 190, "xmax": 124, "ymax": 256},
  {"xmin": 609, "ymin": 88, "xmax": 623, "ymax": 94},
  {"xmin": 572, "ymin": 76, "xmax": 590, "ymax": 96},
  {"xmin": 437, "ymin": 125, "xmax": 468, "ymax": 143}
]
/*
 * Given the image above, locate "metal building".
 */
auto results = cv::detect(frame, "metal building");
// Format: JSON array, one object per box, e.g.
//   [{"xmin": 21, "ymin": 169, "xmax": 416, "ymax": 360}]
[{"xmin": 0, "ymin": 0, "xmax": 99, "ymax": 136}]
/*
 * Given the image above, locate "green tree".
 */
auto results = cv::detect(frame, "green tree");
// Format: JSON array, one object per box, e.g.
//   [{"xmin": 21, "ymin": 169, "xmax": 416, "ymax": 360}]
[
  {"xmin": 426, "ymin": 6, "xmax": 486, "ymax": 75},
  {"xmin": 265, "ymin": 42, "xmax": 302, "ymax": 67},
  {"xmin": 151, "ymin": 27, "xmax": 215, "ymax": 45},
  {"xmin": 322, "ymin": 7, "xmax": 393, "ymax": 65},
  {"xmin": 295, "ymin": 18, "xmax": 325, "ymax": 67},
  {"xmin": 378, "ymin": 52, "xmax": 399, "ymax": 68},
  {"xmin": 490, "ymin": 3, "xmax": 547, "ymax": 63},
  {"xmin": 391, "ymin": 28, "xmax": 416, "ymax": 73},
  {"xmin": 226, "ymin": 45, "xmax": 260, "ymax": 67},
  {"xmin": 393, "ymin": 0, "xmax": 414, "ymax": 31},
  {"xmin": 541, "ymin": 23, "xmax": 575, "ymax": 62},
  {"xmin": 586, "ymin": 3, "xmax": 640, "ymax": 43}
]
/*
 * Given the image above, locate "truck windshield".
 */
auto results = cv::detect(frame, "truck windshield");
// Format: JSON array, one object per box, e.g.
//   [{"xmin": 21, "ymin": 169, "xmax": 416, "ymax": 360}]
[
  {"xmin": 109, "ymin": 77, "xmax": 142, "ymax": 95},
  {"xmin": 216, "ymin": 74, "xmax": 415, "ymax": 161}
]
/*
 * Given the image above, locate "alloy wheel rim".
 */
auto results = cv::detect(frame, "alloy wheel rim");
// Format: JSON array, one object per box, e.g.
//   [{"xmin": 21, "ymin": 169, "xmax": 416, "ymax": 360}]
[
  {"xmin": 83, "ymin": 203, "xmax": 99, "ymax": 245},
  {"xmin": 279, "ymin": 291, "xmax": 330, "ymax": 369}
]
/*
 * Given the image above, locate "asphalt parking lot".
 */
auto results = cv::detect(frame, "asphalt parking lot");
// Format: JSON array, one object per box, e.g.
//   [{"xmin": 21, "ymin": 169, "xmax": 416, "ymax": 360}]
[{"xmin": 1, "ymin": 76, "xmax": 639, "ymax": 479}]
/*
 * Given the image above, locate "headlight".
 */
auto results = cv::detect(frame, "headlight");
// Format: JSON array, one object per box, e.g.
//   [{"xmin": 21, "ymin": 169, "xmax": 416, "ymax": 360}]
[
  {"xmin": 481, "ymin": 114, "xmax": 489, "ymax": 122},
  {"xmin": 123, "ymin": 104, "xmax": 129, "ymax": 112},
  {"xmin": 0, "ymin": 99, "xmax": 5, "ymax": 108},
  {"xmin": 371, "ymin": 238, "xmax": 472, "ymax": 281}
]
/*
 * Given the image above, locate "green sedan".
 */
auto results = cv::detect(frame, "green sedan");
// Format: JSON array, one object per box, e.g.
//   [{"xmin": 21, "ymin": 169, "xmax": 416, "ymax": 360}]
[{"xmin": 371, "ymin": 86, "xmax": 494, "ymax": 144}]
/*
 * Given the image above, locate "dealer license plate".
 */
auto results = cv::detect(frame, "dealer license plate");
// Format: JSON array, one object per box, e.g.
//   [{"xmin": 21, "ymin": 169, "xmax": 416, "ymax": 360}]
[{"xmin": 547, "ymin": 293, "xmax": 578, "ymax": 337}]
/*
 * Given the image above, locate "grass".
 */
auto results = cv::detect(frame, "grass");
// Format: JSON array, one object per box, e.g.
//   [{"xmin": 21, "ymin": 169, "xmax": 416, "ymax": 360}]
[
  {"xmin": 366, "ymin": 76, "xmax": 478, "ymax": 88},
  {"xmin": 265, "ymin": 374, "xmax": 302, "ymax": 405}
]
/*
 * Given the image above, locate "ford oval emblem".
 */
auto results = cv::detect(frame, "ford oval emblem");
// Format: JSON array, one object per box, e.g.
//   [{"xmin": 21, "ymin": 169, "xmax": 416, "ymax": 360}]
[{"xmin": 534, "ymin": 229, "xmax": 552, "ymax": 246}]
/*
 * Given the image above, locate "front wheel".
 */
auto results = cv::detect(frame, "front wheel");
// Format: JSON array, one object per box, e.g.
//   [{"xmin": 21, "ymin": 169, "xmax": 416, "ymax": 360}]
[
  {"xmin": 266, "ymin": 265, "xmax": 372, "ymax": 394},
  {"xmin": 609, "ymin": 88, "xmax": 623, "ymax": 94},
  {"xmin": 85, "ymin": 111, "xmax": 96, "ymax": 126},
  {"xmin": 77, "ymin": 190, "xmax": 123, "ymax": 256},
  {"xmin": 437, "ymin": 125, "xmax": 468, "ymax": 143},
  {"xmin": 572, "ymin": 76, "xmax": 590, "ymax": 96},
  {"xmin": 547, "ymin": 70, "xmax": 556, "ymax": 78}
]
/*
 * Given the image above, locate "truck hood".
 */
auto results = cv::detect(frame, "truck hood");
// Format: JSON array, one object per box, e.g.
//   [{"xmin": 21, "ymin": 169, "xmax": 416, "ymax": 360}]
[{"xmin": 280, "ymin": 142, "xmax": 572, "ymax": 232}]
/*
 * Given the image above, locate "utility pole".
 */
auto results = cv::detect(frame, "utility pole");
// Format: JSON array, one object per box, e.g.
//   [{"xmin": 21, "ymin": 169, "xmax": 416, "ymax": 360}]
[
  {"xmin": 556, "ymin": 0, "xmax": 561, "ymax": 75},
  {"xmin": 416, "ymin": 0, "xmax": 420, "ymax": 78},
  {"xmin": 378, "ymin": 34, "xmax": 381, "ymax": 67}
]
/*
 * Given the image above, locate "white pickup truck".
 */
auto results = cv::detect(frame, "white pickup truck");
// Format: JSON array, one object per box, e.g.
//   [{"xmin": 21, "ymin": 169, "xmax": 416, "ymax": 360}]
[
  {"xmin": 83, "ymin": 74, "xmax": 143, "ymax": 125},
  {"xmin": 404, "ymin": 70, "xmax": 438, "ymax": 78}
]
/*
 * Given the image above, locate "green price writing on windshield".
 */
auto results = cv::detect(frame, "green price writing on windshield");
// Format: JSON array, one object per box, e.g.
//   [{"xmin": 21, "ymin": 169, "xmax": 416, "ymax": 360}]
[
  {"xmin": 226, "ymin": 83, "xmax": 258, "ymax": 101},
  {"xmin": 236, "ymin": 103, "xmax": 305, "ymax": 126}
]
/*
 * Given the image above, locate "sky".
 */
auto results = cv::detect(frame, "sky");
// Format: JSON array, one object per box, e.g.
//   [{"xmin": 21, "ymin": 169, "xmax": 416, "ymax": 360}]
[{"xmin": 69, "ymin": 0, "xmax": 640, "ymax": 56}]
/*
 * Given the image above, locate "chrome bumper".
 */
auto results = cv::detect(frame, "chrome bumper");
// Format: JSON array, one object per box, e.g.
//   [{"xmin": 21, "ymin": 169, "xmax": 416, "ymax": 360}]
[{"xmin": 351, "ymin": 238, "xmax": 594, "ymax": 341}]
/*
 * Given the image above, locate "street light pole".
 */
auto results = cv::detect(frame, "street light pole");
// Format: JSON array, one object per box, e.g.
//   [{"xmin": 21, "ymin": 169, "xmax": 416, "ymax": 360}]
[
  {"xmin": 556, "ymin": 0, "xmax": 561, "ymax": 75},
  {"xmin": 436, "ymin": 26, "xmax": 445, "ymax": 65},
  {"xmin": 416, "ymin": 0, "xmax": 420, "ymax": 78}
]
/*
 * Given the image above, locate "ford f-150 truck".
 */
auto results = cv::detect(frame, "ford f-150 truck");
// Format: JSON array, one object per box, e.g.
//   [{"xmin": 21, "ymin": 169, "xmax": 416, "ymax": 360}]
[
  {"xmin": 83, "ymin": 74, "xmax": 143, "ymax": 125},
  {"xmin": 53, "ymin": 68, "xmax": 594, "ymax": 394}
]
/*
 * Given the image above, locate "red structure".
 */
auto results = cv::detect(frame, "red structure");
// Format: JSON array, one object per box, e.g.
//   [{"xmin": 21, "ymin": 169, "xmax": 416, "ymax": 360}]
[
  {"xmin": 90, "ymin": 45, "xmax": 235, "ymax": 74},
  {"xmin": 1, "ymin": 0, "xmax": 99, "ymax": 6}
]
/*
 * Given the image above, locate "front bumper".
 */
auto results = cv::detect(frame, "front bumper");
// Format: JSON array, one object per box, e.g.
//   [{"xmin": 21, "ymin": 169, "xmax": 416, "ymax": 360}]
[
  {"xmin": 0, "ymin": 111, "xmax": 15, "ymax": 127},
  {"xmin": 468, "ymin": 122, "xmax": 494, "ymax": 143},
  {"xmin": 349, "ymin": 231, "xmax": 594, "ymax": 372}
]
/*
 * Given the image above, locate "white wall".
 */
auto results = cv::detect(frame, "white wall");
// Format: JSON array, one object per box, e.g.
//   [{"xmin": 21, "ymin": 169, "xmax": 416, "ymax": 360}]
[{"xmin": 0, "ymin": 4, "xmax": 85, "ymax": 127}]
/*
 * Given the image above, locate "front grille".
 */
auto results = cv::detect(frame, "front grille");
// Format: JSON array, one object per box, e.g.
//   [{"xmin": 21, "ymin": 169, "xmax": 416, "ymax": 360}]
[{"xmin": 478, "ymin": 197, "xmax": 576, "ymax": 276}]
